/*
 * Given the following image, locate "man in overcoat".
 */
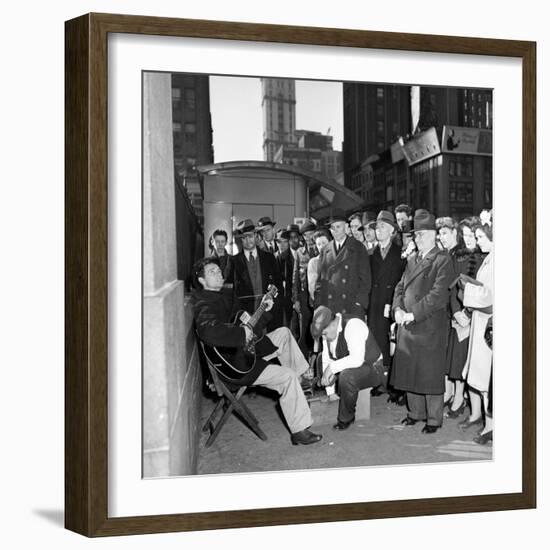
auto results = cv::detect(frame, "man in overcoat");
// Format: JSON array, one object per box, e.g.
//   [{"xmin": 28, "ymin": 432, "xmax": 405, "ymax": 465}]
[
  {"xmin": 314, "ymin": 209, "xmax": 372, "ymax": 318},
  {"xmin": 232, "ymin": 218, "xmax": 284, "ymax": 332},
  {"xmin": 390, "ymin": 209, "xmax": 455, "ymax": 433},
  {"xmin": 367, "ymin": 211, "xmax": 406, "ymax": 397}
]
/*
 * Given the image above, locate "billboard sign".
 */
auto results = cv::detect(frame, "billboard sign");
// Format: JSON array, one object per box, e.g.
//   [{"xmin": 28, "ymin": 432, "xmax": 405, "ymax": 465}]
[
  {"xmin": 402, "ymin": 127, "xmax": 441, "ymax": 166},
  {"xmin": 442, "ymin": 125, "xmax": 492, "ymax": 156}
]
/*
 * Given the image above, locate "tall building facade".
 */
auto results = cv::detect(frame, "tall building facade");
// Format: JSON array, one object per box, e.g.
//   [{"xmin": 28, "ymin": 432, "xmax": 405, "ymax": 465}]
[
  {"xmin": 343, "ymin": 83, "xmax": 411, "ymax": 197},
  {"xmin": 170, "ymin": 73, "xmax": 214, "ymax": 283},
  {"xmin": 342, "ymin": 82, "xmax": 493, "ymax": 218},
  {"xmin": 171, "ymin": 73, "xmax": 214, "ymax": 228},
  {"xmin": 261, "ymin": 78, "xmax": 297, "ymax": 161}
]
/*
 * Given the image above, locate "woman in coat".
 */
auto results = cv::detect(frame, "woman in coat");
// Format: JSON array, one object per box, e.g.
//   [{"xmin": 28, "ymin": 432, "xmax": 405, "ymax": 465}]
[
  {"xmin": 458, "ymin": 223, "xmax": 494, "ymax": 444},
  {"xmin": 436, "ymin": 216, "xmax": 485, "ymax": 418}
]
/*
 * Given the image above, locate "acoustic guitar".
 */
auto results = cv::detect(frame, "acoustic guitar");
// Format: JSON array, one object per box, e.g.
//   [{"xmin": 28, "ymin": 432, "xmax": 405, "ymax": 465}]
[{"xmin": 201, "ymin": 285, "xmax": 279, "ymax": 381}]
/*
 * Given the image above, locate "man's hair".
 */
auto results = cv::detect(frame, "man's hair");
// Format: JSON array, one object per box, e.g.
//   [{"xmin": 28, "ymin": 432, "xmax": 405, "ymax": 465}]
[
  {"xmin": 313, "ymin": 228, "xmax": 332, "ymax": 241},
  {"xmin": 394, "ymin": 203, "xmax": 412, "ymax": 217},
  {"xmin": 435, "ymin": 216, "xmax": 458, "ymax": 231},
  {"xmin": 192, "ymin": 257, "xmax": 219, "ymax": 288},
  {"xmin": 212, "ymin": 229, "xmax": 228, "ymax": 241}
]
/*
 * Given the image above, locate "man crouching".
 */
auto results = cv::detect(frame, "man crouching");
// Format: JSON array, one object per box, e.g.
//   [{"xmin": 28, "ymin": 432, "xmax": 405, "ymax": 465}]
[
  {"xmin": 312, "ymin": 306, "xmax": 386, "ymax": 430},
  {"xmin": 192, "ymin": 257, "xmax": 322, "ymax": 446}
]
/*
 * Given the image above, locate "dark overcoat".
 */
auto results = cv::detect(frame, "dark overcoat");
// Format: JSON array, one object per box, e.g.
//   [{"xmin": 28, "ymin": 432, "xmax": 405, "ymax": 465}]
[
  {"xmin": 367, "ymin": 241, "xmax": 406, "ymax": 365},
  {"xmin": 390, "ymin": 246, "xmax": 454, "ymax": 394},
  {"xmin": 232, "ymin": 248, "xmax": 284, "ymax": 331},
  {"xmin": 315, "ymin": 236, "xmax": 372, "ymax": 317}
]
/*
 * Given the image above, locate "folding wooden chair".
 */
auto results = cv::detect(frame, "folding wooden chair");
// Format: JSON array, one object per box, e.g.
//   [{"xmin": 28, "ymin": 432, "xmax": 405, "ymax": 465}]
[{"xmin": 198, "ymin": 340, "xmax": 268, "ymax": 447}]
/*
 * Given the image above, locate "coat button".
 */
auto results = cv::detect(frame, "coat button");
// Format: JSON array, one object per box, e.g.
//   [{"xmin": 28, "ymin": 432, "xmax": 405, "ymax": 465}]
[
  {"xmin": 345, "ymin": 265, "xmax": 349, "ymax": 269},
  {"xmin": 342, "ymin": 278, "xmax": 346, "ymax": 283},
  {"xmin": 342, "ymin": 294, "xmax": 346, "ymax": 299},
  {"xmin": 328, "ymin": 294, "xmax": 332, "ymax": 299}
]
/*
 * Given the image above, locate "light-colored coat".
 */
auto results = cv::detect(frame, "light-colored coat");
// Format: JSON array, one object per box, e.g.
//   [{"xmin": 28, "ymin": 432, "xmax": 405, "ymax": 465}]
[{"xmin": 462, "ymin": 251, "xmax": 494, "ymax": 392}]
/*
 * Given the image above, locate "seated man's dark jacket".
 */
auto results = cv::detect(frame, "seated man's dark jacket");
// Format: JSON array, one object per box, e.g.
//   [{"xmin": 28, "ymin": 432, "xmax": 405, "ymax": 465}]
[{"xmin": 191, "ymin": 287, "xmax": 276, "ymax": 385}]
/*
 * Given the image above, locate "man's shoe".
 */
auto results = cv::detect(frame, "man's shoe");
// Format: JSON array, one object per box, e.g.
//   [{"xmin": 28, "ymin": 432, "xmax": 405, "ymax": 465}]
[
  {"xmin": 291, "ymin": 428, "xmax": 322, "ymax": 446},
  {"xmin": 422, "ymin": 424, "xmax": 440, "ymax": 434},
  {"xmin": 332, "ymin": 418, "xmax": 355, "ymax": 430},
  {"xmin": 401, "ymin": 416, "xmax": 424, "ymax": 426}
]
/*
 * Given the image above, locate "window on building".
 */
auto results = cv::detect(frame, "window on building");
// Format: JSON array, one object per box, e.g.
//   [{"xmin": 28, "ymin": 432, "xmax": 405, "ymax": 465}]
[
  {"xmin": 184, "ymin": 89, "xmax": 196, "ymax": 109},
  {"xmin": 172, "ymin": 88, "xmax": 181, "ymax": 100},
  {"xmin": 377, "ymin": 104, "xmax": 384, "ymax": 117},
  {"xmin": 376, "ymin": 87, "xmax": 384, "ymax": 99},
  {"xmin": 377, "ymin": 121, "xmax": 385, "ymax": 134},
  {"xmin": 172, "ymin": 122, "xmax": 182, "ymax": 133},
  {"xmin": 184, "ymin": 123, "xmax": 196, "ymax": 134}
]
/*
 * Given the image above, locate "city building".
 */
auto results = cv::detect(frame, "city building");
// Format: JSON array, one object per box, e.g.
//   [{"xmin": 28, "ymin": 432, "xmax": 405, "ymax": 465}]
[
  {"xmin": 261, "ymin": 78, "xmax": 297, "ymax": 161},
  {"xmin": 343, "ymin": 82, "xmax": 493, "ymax": 218},
  {"xmin": 274, "ymin": 129, "xmax": 343, "ymax": 180},
  {"xmin": 171, "ymin": 73, "xmax": 215, "ymax": 227}
]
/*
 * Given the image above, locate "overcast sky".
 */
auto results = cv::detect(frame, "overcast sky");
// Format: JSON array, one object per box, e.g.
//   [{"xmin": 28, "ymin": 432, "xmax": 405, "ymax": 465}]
[{"xmin": 209, "ymin": 75, "xmax": 343, "ymax": 163}]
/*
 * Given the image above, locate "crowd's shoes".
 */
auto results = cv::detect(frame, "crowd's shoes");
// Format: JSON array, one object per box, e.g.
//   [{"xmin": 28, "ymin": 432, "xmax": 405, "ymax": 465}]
[
  {"xmin": 473, "ymin": 430, "xmax": 493, "ymax": 445},
  {"xmin": 445, "ymin": 399, "xmax": 468, "ymax": 418},
  {"xmin": 291, "ymin": 428, "xmax": 323, "ymax": 445},
  {"xmin": 401, "ymin": 416, "xmax": 425, "ymax": 426},
  {"xmin": 333, "ymin": 418, "xmax": 355, "ymax": 431},
  {"xmin": 422, "ymin": 424, "xmax": 440, "ymax": 434},
  {"xmin": 458, "ymin": 416, "xmax": 484, "ymax": 431}
]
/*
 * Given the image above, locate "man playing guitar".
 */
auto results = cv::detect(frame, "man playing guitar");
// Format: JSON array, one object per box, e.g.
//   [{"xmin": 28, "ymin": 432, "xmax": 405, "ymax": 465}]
[{"xmin": 191, "ymin": 257, "xmax": 322, "ymax": 446}]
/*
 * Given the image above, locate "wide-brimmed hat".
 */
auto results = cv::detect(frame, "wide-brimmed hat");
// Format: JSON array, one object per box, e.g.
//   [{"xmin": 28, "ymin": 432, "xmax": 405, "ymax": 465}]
[
  {"xmin": 328, "ymin": 209, "xmax": 347, "ymax": 224},
  {"xmin": 361, "ymin": 211, "xmax": 377, "ymax": 228},
  {"xmin": 412, "ymin": 209, "xmax": 436, "ymax": 232},
  {"xmin": 275, "ymin": 229, "xmax": 290, "ymax": 241},
  {"xmin": 235, "ymin": 218, "xmax": 256, "ymax": 236},
  {"xmin": 376, "ymin": 210, "xmax": 400, "ymax": 231},
  {"xmin": 257, "ymin": 216, "xmax": 276, "ymax": 229},
  {"xmin": 286, "ymin": 224, "xmax": 301, "ymax": 236},
  {"xmin": 310, "ymin": 306, "xmax": 335, "ymax": 339},
  {"xmin": 300, "ymin": 220, "xmax": 317, "ymax": 234}
]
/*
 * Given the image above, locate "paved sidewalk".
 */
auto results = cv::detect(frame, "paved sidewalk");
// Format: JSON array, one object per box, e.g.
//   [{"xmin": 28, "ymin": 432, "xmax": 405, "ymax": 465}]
[{"xmin": 197, "ymin": 389, "xmax": 492, "ymax": 475}]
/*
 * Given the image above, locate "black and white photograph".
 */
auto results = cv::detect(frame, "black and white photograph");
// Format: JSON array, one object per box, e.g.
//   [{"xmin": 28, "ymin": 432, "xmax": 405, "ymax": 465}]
[{"xmin": 143, "ymin": 71, "xmax": 495, "ymax": 478}]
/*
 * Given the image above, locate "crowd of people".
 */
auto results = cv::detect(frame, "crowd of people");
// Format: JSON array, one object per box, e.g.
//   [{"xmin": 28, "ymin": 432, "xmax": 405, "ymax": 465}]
[{"xmin": 192, "ymin": 204, "xmax": 494, "ymax": 447}]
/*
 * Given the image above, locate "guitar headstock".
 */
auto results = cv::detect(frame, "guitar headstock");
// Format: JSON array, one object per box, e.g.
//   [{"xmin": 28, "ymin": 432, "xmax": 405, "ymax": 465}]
[{"xmin": 266, "ymin": 284, "xmax": 279, "ymax": 299}]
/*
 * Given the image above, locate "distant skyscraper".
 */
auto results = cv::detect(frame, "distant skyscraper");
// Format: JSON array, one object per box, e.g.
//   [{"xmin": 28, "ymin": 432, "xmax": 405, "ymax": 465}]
[{"xmin": 261, "ymin": 78, "xmax": 297, "ymax": 161}]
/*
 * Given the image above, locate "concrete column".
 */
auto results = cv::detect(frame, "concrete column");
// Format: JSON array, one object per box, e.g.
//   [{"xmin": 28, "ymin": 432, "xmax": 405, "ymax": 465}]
[{"xmin": 142, "ymin": 72, "xmax": 201, "ymax": 478}]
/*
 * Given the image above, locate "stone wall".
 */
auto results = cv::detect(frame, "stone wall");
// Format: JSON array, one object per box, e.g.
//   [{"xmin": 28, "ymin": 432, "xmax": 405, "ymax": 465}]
[{"xmin": 142, "ymin": 72, "xmax": 201, "ymax": 477}]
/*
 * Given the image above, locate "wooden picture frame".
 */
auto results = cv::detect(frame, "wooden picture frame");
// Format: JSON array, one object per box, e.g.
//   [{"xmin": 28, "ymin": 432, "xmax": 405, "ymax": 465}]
[{"xmin": 65, "ymin": 12, "xmax": 536, "ymax": 537}]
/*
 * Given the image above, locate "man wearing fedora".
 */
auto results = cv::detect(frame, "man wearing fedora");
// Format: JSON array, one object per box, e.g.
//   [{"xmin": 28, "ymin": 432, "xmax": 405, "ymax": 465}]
[
  {"xmin": 311, "ymin": 305, "xmax": 386, "ymax": 429},
  {"xmin": 257, "ymin": 216, "xmax": 277, "ymax": 255},
  {"xmin": 367, "ymin": 210, "xmax": 406, "ymax": 399},
  {"xmin": 314, "ymin": 208, "xmax": 372, "ymax": 318},
  {"xmin": 391, "ymin": 209, "xmax": 455, "ymax": 433},
  {"xmin": 232, "ymin": 218, "xmax": 284, "ymax": 331}
]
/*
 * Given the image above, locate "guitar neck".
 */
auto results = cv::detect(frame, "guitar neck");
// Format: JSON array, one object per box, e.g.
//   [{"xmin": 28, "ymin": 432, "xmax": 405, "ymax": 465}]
[{"xmin": 248, "ymin": 302, "xmax": 267, "ymax": 329}]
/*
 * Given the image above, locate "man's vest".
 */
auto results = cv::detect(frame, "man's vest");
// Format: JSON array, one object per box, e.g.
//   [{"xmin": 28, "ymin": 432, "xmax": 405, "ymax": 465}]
[{"xmin": 330, "ymin": 314, "xmax": 382, "ymax": 366}]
